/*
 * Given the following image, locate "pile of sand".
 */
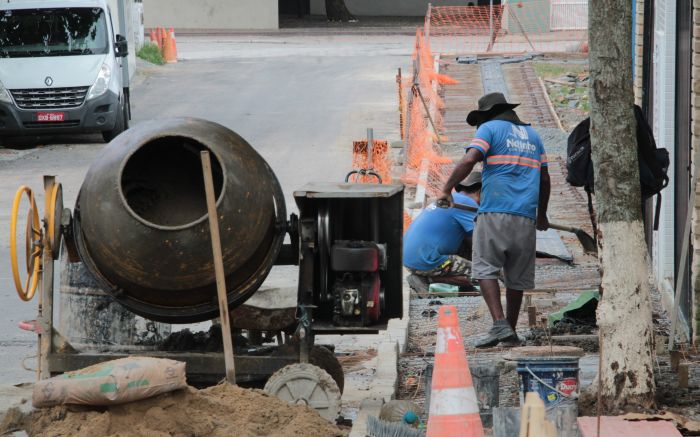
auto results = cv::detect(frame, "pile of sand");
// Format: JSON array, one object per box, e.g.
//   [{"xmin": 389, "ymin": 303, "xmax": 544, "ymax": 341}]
[{"xmin": 20, "ymin": 384, "xmax": 347, "ymax": 437}]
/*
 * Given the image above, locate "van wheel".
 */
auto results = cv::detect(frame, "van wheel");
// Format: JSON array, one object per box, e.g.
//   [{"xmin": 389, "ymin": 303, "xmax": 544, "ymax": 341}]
[{"xmin": 102, "ymin": 97, "xmax": 127, "ymax": 143}]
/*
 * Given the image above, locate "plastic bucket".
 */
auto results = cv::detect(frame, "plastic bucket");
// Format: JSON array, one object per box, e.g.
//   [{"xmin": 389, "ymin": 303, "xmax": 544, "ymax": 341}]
[
  {"xmin": 516, "ymin": 357, "xmax": 580, "ymax": 408},
  {"xmin": 471, "ymin": 365, "xmax": 500, "ymax": 427}
]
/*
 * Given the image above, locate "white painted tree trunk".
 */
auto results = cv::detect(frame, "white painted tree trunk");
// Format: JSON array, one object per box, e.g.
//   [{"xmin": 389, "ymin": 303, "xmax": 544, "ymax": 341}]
[
  {"xmin": 589, "ymin": 0, "xmax": 656, "ymax": 409},
  {"xmin": 596, "ymin": 221, "xmax": 655, "ymax": 408}
]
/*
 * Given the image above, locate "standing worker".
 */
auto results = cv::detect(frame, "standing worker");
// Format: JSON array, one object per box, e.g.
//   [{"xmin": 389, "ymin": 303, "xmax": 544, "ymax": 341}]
[
  {"xmin": 438, "ymin": 92, "xmax": 550, "ymax": 347},
  {"xmin": 403, "ymin": 172, "xmax": 482, "ymax": 293}
]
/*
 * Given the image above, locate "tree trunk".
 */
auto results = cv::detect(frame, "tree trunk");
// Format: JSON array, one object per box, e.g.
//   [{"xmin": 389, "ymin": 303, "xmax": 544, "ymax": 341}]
[
  {"xmin": 325, "ymin": 0, "xmax": 356, "ymax": 22},
  {"xmin": 589, "ymin": 0, "xmax": 656, "ymax": 411}
]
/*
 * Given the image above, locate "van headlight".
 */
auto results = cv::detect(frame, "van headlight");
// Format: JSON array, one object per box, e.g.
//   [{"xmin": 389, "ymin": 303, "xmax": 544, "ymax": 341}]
[
  {"xmin": 87, "ymin": 64, "xmax": 112, "ymax": 100},
  {"xmin": 0, "ymin": 80, "xmax": 12, "ymax": 103}
]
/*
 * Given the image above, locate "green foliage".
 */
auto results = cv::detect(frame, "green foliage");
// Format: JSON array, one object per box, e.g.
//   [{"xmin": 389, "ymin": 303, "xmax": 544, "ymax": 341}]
[
  {"xmin": 137, "ymin": 43, "xmax": 164, "ymax": 65},
  {"xmin": 532, "ymin": 62, "xmax": 586, "ymax": 79}
]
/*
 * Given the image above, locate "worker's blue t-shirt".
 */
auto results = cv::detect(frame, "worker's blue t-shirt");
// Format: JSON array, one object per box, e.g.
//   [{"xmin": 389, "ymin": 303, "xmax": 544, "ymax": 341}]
[
  {"xmin": 466, "ymin": 120, "xmax": 547, "ymax": 220},
  {"xmin": 403, "ymin": 193, "xmax": 477, "ymax": 271}
]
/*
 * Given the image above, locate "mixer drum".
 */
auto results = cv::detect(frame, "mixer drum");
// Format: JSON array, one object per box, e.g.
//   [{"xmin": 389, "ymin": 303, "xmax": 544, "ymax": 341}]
[{"xmin": 74, "ymin": 118, "xmax": 286, "ymax": 323}]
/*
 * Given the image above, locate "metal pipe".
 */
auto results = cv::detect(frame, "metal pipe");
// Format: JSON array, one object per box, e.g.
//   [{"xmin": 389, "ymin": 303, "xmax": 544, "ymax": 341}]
[
  {"xmin": 489, "ymin": 0, "xmax": 494, "ymax": 40},
  {"xmin": 366, "ymin": 128, "xmax": 374, "ymax": 169}
]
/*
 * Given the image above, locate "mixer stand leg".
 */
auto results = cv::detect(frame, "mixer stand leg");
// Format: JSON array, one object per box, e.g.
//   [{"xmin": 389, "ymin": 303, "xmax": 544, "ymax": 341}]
[{"xmin": 297, "ymin": 304, "xmax": 314, "ymax": 364}]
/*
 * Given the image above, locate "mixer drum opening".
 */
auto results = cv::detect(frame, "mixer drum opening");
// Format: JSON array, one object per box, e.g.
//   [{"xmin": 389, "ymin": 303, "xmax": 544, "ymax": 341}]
[
  {"xmin": 73, "ymin": 118, "xmax": 287, "ymax": 323},
  {"xmin": 120, "ymin": 137, "xmax": 224, "ymax": 229}
]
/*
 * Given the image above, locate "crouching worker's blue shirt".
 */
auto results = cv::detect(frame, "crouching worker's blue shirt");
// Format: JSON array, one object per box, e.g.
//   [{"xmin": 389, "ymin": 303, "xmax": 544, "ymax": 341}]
[{"xmin": 403, "ymin": 193, "xmax": 478, "ymax": 271}]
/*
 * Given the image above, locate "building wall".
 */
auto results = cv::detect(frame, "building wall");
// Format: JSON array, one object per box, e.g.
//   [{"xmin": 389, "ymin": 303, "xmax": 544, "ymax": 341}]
[
  {"xmin": 634, "ymin": 0, "xmax": 644, "ymax": 105},
  {"xmin": 310, "ymin": 0, "xmax": 471, "ymax": 17},
  {"xmin": 651, "ymin": 0, "xmax": 676, "ymax": 299},
  {"xmin": 692, "ymin": 0, "xmax": 700, "ymax": 345},
  {"xmin": 144, "ymin": 0, "xmax": 278, "ymax": 30}
]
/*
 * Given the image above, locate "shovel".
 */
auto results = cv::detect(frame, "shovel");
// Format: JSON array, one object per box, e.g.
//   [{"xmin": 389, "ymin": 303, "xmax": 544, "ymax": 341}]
[{"xmin": 439, "ymin": 201, "xmax": 598, "ymax": 255}]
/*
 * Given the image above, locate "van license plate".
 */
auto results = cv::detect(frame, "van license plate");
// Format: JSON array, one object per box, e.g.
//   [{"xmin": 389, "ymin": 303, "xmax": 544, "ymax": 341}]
[{"xmin": 36, "ymin": 112, "xmax": 65, "ymax": 122}]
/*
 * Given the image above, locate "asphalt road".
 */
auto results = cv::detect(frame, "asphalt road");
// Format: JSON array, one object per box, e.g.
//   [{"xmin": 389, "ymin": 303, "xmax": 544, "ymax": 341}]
[{"xmin": 0, "ymin": 34, "xmax": 411, "ymax": 384}]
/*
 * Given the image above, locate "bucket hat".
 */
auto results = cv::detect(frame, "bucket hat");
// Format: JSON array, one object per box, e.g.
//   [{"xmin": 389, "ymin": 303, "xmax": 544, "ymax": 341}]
[{"xmin": 466, "ymin": 92, "xmax": 520, "ymax": 126}]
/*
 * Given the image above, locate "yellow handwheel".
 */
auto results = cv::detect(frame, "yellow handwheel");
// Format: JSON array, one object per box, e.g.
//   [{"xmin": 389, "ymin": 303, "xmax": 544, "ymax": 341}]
[
  {"xmin": 46, "ymin": 183, "xmax": 63, "ymax": 259},
  {"xmin": 10, "ymin": 186, "xmax": 42, "ymax": 301}
]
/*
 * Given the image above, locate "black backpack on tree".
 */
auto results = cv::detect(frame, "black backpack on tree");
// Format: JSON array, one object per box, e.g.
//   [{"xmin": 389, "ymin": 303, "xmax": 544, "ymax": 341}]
[{"xmin": 566, "ymin": 105, "xmax": 670, "ymax": 230}]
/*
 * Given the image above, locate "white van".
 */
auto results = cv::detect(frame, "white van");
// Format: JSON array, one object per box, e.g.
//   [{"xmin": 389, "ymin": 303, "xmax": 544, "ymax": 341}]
[{"xmin": 0, "ymin": 0, "xmax": 130, "ymax": 143}]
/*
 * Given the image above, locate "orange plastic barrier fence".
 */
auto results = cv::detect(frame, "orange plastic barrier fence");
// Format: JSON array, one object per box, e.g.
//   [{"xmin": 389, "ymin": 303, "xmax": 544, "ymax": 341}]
[
  {"xmin": 426, "ymin": 2, "xmax": 588, "ymax": 55},
  {"xmin": 350, "ymin": 140, "xmax": 392, "ymax": 184},
  {"xmin": 401, "ymin": 29, "xmax": 457, "ymax": 199}
]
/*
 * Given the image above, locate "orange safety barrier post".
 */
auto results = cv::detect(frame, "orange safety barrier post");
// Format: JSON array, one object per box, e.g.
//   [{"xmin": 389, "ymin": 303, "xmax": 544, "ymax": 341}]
[
  {"xmin": 426, "ymin": 2, "xmax": 589, "ymax": 56},
  {"xmin": 397, "ymin": 68, "xmax": 405, "ymax": 141},
  {"xmin": 427, "ymin": 305, "xmax": 484, "ymax": 437},
  {"xmin": 162, "ymin": 28, "xmax": 178, "ymax": 63}
]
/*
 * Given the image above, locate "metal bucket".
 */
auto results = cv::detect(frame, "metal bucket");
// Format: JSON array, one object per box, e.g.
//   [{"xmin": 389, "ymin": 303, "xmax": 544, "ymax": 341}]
[{"xmin": 59, "ymin": 250, "xmax": 171, "ymax": 351}]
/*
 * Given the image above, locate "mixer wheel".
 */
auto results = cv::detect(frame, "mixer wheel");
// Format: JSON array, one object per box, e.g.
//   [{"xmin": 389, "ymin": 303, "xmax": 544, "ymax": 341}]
[
  {"xmin": 309, "ymin": 345, "xmax": 345, "ymax": 394},
  {"xmin": 264, "ymin": 363, "xmax": 341, "ymax": 421}
]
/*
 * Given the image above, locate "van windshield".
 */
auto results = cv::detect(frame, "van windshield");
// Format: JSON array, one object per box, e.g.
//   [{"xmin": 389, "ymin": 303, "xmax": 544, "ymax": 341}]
[{"xmin": 0, "ymin": 8, "xmax": 109, "ymax": 58}]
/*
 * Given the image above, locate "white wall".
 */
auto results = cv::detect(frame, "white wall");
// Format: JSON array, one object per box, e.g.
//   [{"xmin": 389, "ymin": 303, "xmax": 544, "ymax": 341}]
[
  {"xmin": 144, "ymin": 0, "xmax": 278, "ymax": 30},
  {"xmin": 651, "ymin": 0, "xmax": 676, "ymax": 295},
  {"xmin": 310, "ymin": 0, "xmax": 469, "ymax": 17}
]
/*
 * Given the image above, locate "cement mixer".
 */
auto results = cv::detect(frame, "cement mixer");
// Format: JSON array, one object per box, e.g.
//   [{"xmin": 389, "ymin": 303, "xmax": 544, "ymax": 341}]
[{"xmin": 10, "ymin": 118, "xmax": 404, "ymax": 420}]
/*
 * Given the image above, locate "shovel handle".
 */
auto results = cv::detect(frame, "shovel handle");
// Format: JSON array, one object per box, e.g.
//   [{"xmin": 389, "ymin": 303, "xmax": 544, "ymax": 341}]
[
  {"xmin": 450, "ymin": 202, "xmax": 576, "ymax": 234},
  {"xmin": 547, "ymin": 222, "xmax": 577, "ymax": 233},
  {"xmin": 444, "ymin": 201, "xmax": 478, "ymax": 213}
]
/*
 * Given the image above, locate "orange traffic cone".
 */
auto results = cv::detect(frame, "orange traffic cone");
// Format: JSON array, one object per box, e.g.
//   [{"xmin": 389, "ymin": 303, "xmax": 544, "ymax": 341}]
[
  {"xmin": 162, "ymin": 28, "xmax": 177, "ymax": 63},
  {"xmin": 426, "ymin": 306, "xmax": 484, "ymax": 437},
  {"xmin": 149, "ymin": 29, "xmax": 157, "ymax": 45},
  {"xmin": 155, "ymin": 27, "xmax": 163, "ymax": 50}
]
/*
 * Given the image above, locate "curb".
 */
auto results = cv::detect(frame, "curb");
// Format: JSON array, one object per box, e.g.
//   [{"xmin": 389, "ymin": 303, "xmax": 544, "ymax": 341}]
[{"xmin": 348, "ymin": 275, "xmax": 410, "ymax": 437}]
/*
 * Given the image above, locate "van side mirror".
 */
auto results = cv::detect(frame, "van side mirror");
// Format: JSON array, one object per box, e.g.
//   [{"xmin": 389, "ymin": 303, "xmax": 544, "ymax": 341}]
[{"xmin": 115, "ymin": 34, "xmax": 128, "ymax": 58}]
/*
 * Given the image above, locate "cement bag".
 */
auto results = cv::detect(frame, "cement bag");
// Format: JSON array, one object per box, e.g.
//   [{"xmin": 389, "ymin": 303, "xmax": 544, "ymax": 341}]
[{"xmin": 33, "ymin": 357, "xmax": 186, "ymax": 407}]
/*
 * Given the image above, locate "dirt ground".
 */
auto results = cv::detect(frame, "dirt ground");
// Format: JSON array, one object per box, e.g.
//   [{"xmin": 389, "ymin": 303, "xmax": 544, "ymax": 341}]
[{"xmin": 6, "ymin": 384, "xmax": 347, "ymax": 437}]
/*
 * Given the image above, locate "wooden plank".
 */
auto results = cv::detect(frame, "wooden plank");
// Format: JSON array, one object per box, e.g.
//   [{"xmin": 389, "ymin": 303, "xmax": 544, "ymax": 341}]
[
  {"xmin": 47, "ymin": 352, "xmax": 296, "ymax": 377},
  {"xmin": 578, "ymin": 417, "xmax": 682, "ymax": 437},
  {"xmin": 493, "ymin": 405, "xmax": 579, "ymax": 437},
  {"xmin": 39, "ymin": 175, "xmax": 56, "ymax": 380},
  {"xmin": 201, "ymin": 151, "xmax": 236, "ymax": 385},
  {"xmin": 670, "ymin": 350, "xmax": 681, "ymax": 372},
  {"xmin": 519, "ymin": 393, "xmax": 557, "ymax": 437},
  {"xmin": 528, "ymin": 306, "xmax": 538, "ymax": 327},
  {"xmin": 678, "ymin": 363, "xmax": 689, "ymax": 389},
  {"xmin": 538, "ymin": 77, "xmax": 565, "ymax": 132}
]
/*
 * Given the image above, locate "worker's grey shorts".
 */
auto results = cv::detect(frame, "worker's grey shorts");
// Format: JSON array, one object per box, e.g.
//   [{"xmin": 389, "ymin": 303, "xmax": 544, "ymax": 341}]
[{"xmin": 472, "ymin": 212, "xmax": 536, "ymax": 290}]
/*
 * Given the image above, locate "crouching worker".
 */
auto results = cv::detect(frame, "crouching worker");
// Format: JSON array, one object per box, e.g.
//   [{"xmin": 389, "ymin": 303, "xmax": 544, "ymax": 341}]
[{"xmin": 403, "ymin": 172, "xmax": 482, "ymax": 294}]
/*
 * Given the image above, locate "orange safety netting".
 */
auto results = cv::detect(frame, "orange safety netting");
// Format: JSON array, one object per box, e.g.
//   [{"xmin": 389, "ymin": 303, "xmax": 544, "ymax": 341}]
[
  {"xmin": 426, "ymin": 2, "xmax": 588, "ymax": 55},
  {"xmin": 350, "ymin": 140, "xmax": 392, "ymax": 184},
  {"xmin": 403, "ymin": 211, "xmax": 412, "ymax": 234},
  {"xmin": 400, "ymin": 29, "xmax": 458, "ymax": 199}
]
